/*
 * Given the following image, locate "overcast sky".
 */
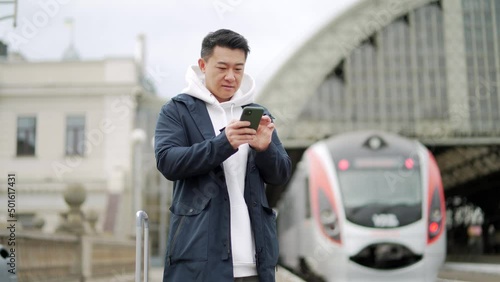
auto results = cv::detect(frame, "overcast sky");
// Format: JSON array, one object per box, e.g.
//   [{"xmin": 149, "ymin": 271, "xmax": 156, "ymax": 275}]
[{"xmin": 0, "ymin": 0, "xmax": 357, "ymax": 98}]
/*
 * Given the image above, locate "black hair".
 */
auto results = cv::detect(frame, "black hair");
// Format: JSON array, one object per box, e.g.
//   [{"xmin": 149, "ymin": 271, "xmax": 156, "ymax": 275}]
[{"xmin": 201, "ymin": 29, "xmax": 250, "ymax": 60}]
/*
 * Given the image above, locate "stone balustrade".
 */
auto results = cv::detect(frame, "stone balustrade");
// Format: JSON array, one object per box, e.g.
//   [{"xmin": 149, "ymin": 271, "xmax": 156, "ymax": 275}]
[{"xmin": 0, "ymin": 231, "xmax": 136, "ymax": 281}]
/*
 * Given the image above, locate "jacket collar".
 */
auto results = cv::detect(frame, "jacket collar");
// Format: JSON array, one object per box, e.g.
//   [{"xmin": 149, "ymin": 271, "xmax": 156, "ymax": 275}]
[{"xmin": 173, "ymin": 94, "xmax": 215, "ymax": 140}]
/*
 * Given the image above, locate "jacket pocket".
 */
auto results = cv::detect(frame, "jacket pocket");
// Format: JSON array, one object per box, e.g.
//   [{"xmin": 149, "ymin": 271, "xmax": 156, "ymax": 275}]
[
  {"xmin": 261, "ymin": 204, "xmax": 279, "ymax": 268},
  {"xmin": 167, "ymin": 196, "xmax": 211, "ymax": 264}
]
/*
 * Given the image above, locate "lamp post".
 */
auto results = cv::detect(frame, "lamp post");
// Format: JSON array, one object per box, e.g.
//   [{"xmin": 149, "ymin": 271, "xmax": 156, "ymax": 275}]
[
  {"xmin": 132, "ymin": 128, "xmax": 146, "ymax": 218},
  {"xmin": 151, "ymin": 135, "xmax": 169, "ymax": 264}
]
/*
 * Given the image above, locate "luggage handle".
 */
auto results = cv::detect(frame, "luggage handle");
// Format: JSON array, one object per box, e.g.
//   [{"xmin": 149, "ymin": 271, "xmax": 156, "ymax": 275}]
[{"xmin": 135, "ymin": 210, "xmax": 149, "ymax": 282}]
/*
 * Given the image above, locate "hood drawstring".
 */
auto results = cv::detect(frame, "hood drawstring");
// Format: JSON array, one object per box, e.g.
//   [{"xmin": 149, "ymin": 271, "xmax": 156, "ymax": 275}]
[{"xmin": 230, "ymin": 103, "xmax": 235, "ymax": 120}]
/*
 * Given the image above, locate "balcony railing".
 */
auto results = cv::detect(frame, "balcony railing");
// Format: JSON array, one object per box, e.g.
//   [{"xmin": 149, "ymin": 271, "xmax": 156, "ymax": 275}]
[{"xmin": 0, "ymin": 231, "xmax": 136, "ymax": 282}]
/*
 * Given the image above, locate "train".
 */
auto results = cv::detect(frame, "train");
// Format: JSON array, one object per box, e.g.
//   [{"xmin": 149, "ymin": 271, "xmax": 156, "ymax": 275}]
[{"xmin": 277, "ymin": 131, "xmax": 446, "ymax": 281}]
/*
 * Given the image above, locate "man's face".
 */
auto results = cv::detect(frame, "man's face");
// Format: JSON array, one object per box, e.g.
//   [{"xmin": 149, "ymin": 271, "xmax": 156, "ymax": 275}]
[{"xmin": 198, "ymin": 46, "xmax": 246, "ymax": 102}]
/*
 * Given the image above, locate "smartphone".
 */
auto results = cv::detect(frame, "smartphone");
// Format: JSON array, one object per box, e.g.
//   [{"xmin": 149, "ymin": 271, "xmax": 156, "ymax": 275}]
[{"xmin": 240, "ymin": 106, "xmax": 264, "ymax": 130}]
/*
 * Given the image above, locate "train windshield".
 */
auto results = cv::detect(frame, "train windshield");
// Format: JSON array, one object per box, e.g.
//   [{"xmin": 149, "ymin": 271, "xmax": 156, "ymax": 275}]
[{"xmin": 338, "ymin": 169, "xmax": 422, "ymax": 228}]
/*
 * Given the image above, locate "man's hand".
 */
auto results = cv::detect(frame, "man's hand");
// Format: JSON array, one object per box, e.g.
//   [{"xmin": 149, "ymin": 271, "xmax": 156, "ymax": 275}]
[
  {"xmin": 225, "ymin": 120, "xmax": 257, "ymax": 149},
  {"xmin": 249, "ymin": 115, "xmax": 274, "ymax": 152}
]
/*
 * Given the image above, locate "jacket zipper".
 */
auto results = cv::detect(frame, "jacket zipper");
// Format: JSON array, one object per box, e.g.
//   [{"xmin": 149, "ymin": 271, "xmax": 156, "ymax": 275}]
[{"xmin": 227, "ymin": 196, "xmax": 231, "ymax": 257}]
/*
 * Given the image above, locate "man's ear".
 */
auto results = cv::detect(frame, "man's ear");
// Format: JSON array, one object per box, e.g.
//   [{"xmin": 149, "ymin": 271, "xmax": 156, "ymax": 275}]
[{"xmin": 198, "ymin": 58, "xmax": 206, "ymax": 73}]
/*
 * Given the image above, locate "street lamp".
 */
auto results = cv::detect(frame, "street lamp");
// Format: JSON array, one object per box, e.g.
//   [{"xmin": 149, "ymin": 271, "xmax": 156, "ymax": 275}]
[
  {"xmin": 132, "ymin": 128, "xmax": 146, "ymax": 218},
  {"xmin": 151, "ymin": 135, "xmax": 173, "ymax": 264},
  {"xmin": 151, "ymin": 135, "xmax": 171, "ymax": 263}
]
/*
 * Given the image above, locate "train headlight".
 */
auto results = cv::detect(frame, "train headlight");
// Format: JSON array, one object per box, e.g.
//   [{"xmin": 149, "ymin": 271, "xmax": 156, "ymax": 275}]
[
  {"xmin": 428, "ymin": 188, "xmax": 443, "ymax": 241},
  {"xmin": 318, "ymin": 189, "xmax": 341, "ymax": 243},
  {"xmin": 321, "ymin": 209, "xmax": 340, "ymax": 237},
  {"xmin": 429, "ymin": 208, "xmax": 442, "ymax": 235},
  {"xmin": 429, "ymin": 222, "xmax": 439, "ymax": 234},
  {"xmin": 309, "ymin": 149, "xmax": 342, "ymax": 244},
  {"xmin": 364, "ymin": 135, "xmax": 386, "ymax": 150},
  {"xmin": 431, "ymin": 209, "xmax": 442, "ymax": 222},
  {"xmin": 320, "ymin": 209, "xmax": 337, "ymax": 224},
  {"xmin": 368, "ymin": 137, "xmax": 382, "ymax": 149},
  {"xmin": 427, "ymin": 152, "xmax": 445, "ymax": 244}
]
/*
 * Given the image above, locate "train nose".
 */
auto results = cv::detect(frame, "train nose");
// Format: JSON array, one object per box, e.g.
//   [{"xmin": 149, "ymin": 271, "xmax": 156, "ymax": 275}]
[{"xmin": 350, "ymin": 243, "xmax": 422, "ymax": 270}]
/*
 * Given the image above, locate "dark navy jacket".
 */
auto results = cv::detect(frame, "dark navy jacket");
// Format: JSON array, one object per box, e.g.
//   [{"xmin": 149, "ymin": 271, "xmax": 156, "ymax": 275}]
[{"xmin": 154, "ymin": 94, "xmax": 292, "ymax": 282}]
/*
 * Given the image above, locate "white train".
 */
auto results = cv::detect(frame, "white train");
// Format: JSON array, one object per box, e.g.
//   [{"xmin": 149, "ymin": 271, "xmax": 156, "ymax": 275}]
[{"xmin": 278, "ymin": 131, "xmax": 446, "ymax": 281}]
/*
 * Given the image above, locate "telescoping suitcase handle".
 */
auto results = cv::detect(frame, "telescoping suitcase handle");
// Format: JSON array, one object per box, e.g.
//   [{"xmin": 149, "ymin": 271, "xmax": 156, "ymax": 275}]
[{"xmin": 136, "ymin": 211, "xmax": 149, "ymax": 282}]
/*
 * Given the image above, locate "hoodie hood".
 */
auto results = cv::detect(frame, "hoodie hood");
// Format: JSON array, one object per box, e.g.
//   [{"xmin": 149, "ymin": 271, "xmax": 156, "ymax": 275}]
[{"xmin": 181, "ymin": 65, "xmax": 255, "ymax": 107}]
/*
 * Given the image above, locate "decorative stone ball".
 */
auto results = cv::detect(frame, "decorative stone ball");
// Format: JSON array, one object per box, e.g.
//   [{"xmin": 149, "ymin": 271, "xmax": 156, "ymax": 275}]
[{"xmin": 64, "ymin": 183, "xmax": 87, "ymax": 207}]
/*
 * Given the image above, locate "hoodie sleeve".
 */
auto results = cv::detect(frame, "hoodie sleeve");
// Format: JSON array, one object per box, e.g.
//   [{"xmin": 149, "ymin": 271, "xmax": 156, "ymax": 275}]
[
  {"xmin": 254, "ymin": 126, "xmax": 292, "ymax": 186},
  {"xmin": 154, "ymin": 100, "xmax": 237, "ymax": 181}
]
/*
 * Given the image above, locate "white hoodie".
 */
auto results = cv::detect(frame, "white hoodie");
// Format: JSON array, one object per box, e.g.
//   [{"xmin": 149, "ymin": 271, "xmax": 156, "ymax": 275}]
[{"xmin": 181, "ymin": 65, "xmax": 257, "ymax": 277}]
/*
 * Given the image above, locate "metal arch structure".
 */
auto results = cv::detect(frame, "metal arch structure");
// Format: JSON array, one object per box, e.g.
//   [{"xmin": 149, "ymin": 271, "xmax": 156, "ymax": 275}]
[
  {"xmin": 257, "ymin": 0, "xmax": 436, "ymax": 147},
  {"xmin": 257, "ymin": 0, "xmax": 500, "ymax": 203},
  {"xmin": 256, "ymin": 0, "xmax": 500, "ymax": 150},
  {"xmin": 260, "ymin": 0, "xmax": 444, "ymax": 206}
]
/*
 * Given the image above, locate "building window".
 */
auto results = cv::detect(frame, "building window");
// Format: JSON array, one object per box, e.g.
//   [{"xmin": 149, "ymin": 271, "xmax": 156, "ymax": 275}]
[
  {"xmin": 462, "ymin": 0, "xmax": 500, "ymax": 132},
  {"xmin": 66, "ymin": 116, "xmax": 85, "ymax": 156},
  {"xmin": 17, "ymin": 117, "xmax": 36, "ymax": 156}
]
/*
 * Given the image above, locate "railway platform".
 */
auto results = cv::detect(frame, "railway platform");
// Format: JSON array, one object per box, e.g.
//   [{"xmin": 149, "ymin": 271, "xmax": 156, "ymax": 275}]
[
  {"xmin": 84, "ymin": 255, "xmax": 500, "ymax": 281},
  {"xmin": 86, "ymin": 265, "xmax": 303, "ymax": 281}
]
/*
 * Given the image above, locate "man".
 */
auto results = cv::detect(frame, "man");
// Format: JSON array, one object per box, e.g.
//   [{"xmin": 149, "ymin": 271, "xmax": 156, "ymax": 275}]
[{"xmin": 154, "ymin": 29, "xmax": 292, "ymax": 282}]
